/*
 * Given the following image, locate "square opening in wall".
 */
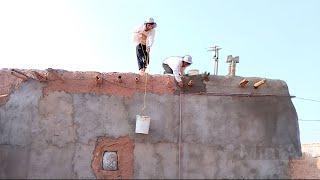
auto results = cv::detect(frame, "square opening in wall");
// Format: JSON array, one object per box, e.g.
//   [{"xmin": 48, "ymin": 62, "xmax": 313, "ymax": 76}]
[{"xmin": 102, "ymin": 151, "xmax": 118, "ymax": 171}]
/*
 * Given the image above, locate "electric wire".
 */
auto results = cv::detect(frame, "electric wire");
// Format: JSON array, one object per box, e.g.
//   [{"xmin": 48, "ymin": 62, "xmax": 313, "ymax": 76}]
[
  {"xmin": 294, "ymin": 97, "xmax": 320, "ymax": 103},
  {"xmin": 8, "ymin": 69, "xmax": 320, "ymax": 103},
  {"xmin": 8, "ymin": 69, "xmax": 320, "ymax": 123},
  {"xmin": 298, "ymin": 119, "xmax": 320, "ymax": 122}
]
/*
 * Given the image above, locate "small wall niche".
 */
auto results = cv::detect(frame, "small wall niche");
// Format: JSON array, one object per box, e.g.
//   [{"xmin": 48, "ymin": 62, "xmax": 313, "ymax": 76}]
[
  {"xmin": 102, "ymin": 151, "xmax": 118, "ymax": 171},
  {"xmin": 91, "ymin": 136, "xmax": 134, "ymax": 179}
]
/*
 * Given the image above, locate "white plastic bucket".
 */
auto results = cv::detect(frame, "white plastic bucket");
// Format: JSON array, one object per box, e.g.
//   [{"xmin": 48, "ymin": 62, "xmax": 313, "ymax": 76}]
[{"xmin": 135, "ymin": 115, "xmax": 151, "ymax": 134}]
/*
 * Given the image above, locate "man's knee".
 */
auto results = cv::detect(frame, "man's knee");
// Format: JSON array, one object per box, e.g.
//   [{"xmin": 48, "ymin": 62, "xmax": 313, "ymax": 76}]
[{"xmin": 162, "ymin": 64, "xmax": 173, "ymax": 74}]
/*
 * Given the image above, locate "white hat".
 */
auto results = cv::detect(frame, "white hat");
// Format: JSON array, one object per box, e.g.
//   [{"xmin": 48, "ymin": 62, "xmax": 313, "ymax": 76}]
[
  {"xmin": 183, "ymin": 55, "xmax": 192, "ymax": 64},
  {"xmin": 144, "ymin": 17, "xmax": 157, "ymax": 27}
]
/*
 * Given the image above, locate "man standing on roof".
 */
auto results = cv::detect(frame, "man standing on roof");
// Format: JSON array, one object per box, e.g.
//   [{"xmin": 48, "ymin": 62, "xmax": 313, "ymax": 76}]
[
  {"xmin": 162, "ymin": 55, "xmax": 193, "ymax": 87},
  {"xmin": 133, "ymin": 17, "xmax": 157, "ymax": 75}
]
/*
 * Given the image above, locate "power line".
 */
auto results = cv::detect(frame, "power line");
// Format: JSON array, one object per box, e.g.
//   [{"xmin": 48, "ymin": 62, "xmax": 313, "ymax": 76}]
[
  {"xmin": 294, "ymin": 97, "xmax": 320, "ymax": 122},
  {"xmin": 299, "ymin": 119, "xmax": 320, "ymax": 122},
  {"xmin": 294, "ymin": 97, "xmax": 320, "ymax": 103}
]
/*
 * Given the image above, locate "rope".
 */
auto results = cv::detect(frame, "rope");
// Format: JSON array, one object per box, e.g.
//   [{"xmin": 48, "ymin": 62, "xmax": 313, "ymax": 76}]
[
  {"xmin": 141, "ymin": 71, "xmax": 148, "ymax": 115},
  {"xmin": 140, "ymin": 43, "xmax": 149, "ymax": 115},
  {"xmin": 178, "ymin": 90, "xmax": 182, "ymax": 179}
]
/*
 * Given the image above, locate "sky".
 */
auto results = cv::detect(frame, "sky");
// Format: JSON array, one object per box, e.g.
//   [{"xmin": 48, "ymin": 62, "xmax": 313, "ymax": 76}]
[{"xmin": 0, "ymin": 0, "xmax": 319, "ymax": 143}]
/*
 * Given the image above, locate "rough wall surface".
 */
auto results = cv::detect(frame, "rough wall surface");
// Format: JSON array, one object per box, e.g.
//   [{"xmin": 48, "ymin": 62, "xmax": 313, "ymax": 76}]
[
  {"xmin": 0, "ymin": 69, "xmax": 301, "ymax": 179},
  {"xmin": 290, "ymin": 144, "xmax": 320, "ymax": 179}
]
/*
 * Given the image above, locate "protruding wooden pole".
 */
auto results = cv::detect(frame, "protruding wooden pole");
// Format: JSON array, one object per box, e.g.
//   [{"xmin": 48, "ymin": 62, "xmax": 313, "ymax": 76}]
[
  {"xmin": 32, "ymin": 71, "xmax": 48, "ymax": 82},
  {"xmin": 239, "ymin": 78, "xmax": 249, "ymax": 87},
  {"xmin": 10, "ymin": 69, "xmax": 28, "ymax": 80},
  {"xmin": 0, "ymin": 94, "xmax": 9, "ymax": 98},
  {"xmin": 96, "ymin": 75, "xmax": 103, "ymax": 86},
  {"xmin": 254, "ymin": 79, "xmax": 266, "ymax": 89}
]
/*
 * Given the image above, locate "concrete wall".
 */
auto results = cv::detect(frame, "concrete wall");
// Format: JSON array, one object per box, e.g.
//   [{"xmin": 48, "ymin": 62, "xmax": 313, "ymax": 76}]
[
  {"xmin": 0, "ymin": 70, "xmax": 301, "ymax": 179},
  {"xmin": 290, "ymin": 144, "xmax": 320, "ymax": 179},
  {"xmin": 301, "ymin": 143, "xmax": 320, "ymax": 158}
]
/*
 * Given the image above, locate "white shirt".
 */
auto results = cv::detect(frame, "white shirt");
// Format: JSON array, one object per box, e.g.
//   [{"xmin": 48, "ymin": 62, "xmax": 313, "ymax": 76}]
[
  {"xmin": 133, "ymin": 24, "xmax": 156, "ymax": 48},
  {"xmin": 163, "ymin": 56, "xmax": 187, "ymax": 82}
]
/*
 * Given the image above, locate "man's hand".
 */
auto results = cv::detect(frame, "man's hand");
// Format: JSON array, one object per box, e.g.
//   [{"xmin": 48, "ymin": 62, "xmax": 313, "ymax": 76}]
[
  {"xmin": 178, "ymin": 81, "xmax": 183, "ymax": 88},
  {"xmin": 146, "ymin": 46, "xmax": 150, "ymax": 53}
]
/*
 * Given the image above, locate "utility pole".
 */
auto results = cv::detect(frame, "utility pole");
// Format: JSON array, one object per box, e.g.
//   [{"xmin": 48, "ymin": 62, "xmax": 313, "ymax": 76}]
[{"xmin": 208, "ymin": 44, "xmax": 222, "ymax": 75}]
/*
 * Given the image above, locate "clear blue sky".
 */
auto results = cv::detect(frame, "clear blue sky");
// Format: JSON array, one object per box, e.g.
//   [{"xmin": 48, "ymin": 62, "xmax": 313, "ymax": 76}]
[{"xmin": 0, "ymin": 0, "xmax": 319, "ymax": 143}]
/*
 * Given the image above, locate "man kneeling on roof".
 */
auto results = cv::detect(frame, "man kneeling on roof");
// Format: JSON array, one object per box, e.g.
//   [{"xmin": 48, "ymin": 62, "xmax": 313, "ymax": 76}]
[{"xmin": 162, "ymin": 55, "xmax": 193, "ymax": 87}]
